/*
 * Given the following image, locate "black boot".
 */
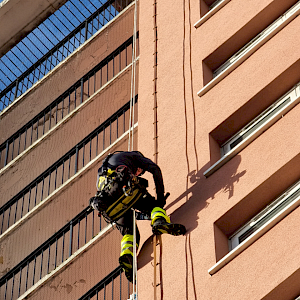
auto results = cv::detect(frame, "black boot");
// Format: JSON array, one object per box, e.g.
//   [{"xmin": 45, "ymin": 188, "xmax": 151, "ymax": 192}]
[
  {"xmin": 152, "ymin": 217, "xmax": 186, "ymax": 236},
  {"xmin": 119, "ymin": 254, "xmax": 134, "ymax": 282}
]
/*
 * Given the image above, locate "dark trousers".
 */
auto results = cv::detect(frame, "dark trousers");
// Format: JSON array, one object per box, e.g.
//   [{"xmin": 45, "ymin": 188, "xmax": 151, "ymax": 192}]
[{"xmin": 115, "ymin": 192, "xmax": 162, "ymax": 245}]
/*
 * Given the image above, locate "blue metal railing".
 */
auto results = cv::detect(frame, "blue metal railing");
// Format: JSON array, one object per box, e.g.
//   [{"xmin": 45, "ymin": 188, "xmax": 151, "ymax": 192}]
[
  {"xmin": 0, "ymin": 34, "xmax": 138, "ymax": 170},
  {"xmin": 0, "ymin": 0, "xmax": 133, "ymax": 111},
  {"xmin": 78, "ymin": 266, "xmax": 132, "ymax": 300},
  {"xmin": 0, "ymin": 97, "xmax": 137, "ymax": 235},
  {"xmin": 0, "ymin": 207, "xmax": 106, "ymax": 300}
]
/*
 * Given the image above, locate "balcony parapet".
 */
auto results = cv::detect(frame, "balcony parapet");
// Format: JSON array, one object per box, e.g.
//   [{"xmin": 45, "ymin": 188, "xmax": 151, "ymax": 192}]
[
  {"xmin": 0, "ymin": 35, "xmax": 139, "ymax": 170},
  {"xmin": 0, "ymin": 99, "xmax": 137, "ymax": 237}
]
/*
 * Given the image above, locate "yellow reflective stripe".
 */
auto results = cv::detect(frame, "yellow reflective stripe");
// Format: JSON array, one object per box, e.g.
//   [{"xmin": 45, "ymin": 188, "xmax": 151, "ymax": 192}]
[
  {"xmin": 121, "ymin": 241, "xmax": 138, "ymax": 249},
  {"xmin": 97, "ymin": 169, "xmax": 115, "ymax": 190},
  {"xmin": 107, "ymin": 169, "xmax": 114, "ymax": 175},
  {"xmin": 151, "ymin": 207, "xmax": 166, "ymax": 217},
  {"xmin": 121, "ymin": 235, "xmax": 138, "ymax": 252},
  {"xmin": 120, "ymin": 248, "xmax": 134, "ymax": 257},
  {"xmin": 98, "ymin": 176, "xmax": 106, "ymax": 190},
  {"xmin": 122, "ymin": 243, "xmax": 136, "ymax": 251},
  {"xmin": 151, "ymin": 207, "xmax": 170, "ymax": 225},
  {"xmin": 122, "ymin": 241, "xmax": 133, "ymax": 248},
  {"xmin": 121, "ymin": 234, "xmax": 134, "ymax": 244},
  {"xmin": 106, "ymin": 188, "xmax": 143, "ymax": 221}
]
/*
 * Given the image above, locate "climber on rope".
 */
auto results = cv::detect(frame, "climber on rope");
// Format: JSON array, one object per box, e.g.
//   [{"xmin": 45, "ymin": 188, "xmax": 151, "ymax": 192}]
[{"xmin": 89, "ymin": 150, "xmax": 186, "ymax": 282}]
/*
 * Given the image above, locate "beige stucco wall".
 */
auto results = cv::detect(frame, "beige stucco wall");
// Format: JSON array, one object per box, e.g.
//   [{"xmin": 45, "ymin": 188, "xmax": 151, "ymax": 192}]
[{"xmin": 137, "ymin": 0, "xmax": 300, "ymax": 299}]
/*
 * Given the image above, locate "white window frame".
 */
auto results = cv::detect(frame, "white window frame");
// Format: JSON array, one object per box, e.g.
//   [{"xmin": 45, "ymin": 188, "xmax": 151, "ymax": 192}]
[
  {"xmin": 198, "ymin": 1, "xmax": 300, "ymax": 97},
  {"xmin": 203, "ymin": 82, "xmax": 300, "ymax": 177},
  {"xmin": 194, "ymin": 0, "xmax": 231, "ymax": 28},
  {"xmin": 229, "ymin": 180, "xmax": 300, "ymax": 250},
  {"xmin": 208, "ymin": 178, "xmax": 300, "ymax": 275}
]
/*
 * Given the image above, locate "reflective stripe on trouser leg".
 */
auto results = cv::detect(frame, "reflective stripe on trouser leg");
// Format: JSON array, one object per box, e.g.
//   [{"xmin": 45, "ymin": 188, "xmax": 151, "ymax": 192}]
[
  {"xmin": 120, "ymin": 234, "xmax": 139, "ymax": 257},
  {"xmin": 151, "ymin": 207, "xmax": 170, "ymax": 225}
]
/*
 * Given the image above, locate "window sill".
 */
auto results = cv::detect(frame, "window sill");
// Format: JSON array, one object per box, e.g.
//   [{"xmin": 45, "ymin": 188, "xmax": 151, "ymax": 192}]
[
  {"xmin": 198, "ymin": 3, "xmax": 300, "ymax": 97},
  {"xmin": 204, "ymin": 83, "xmax": 300, "ymax": 178},
  {"xmin": 204, "ymin": 120, "xmax": 274, "ymax": 177},
  {"xmin": 194, "ymin": 0, "xmax": 231, "ymax": 28},
  {"xmin": 209, "ymin": 191, "xmax": 300, "ymax": 275}
]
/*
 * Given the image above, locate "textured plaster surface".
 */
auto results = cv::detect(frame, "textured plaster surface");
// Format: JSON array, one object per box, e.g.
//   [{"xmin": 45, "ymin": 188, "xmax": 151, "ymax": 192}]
[{"xmin": 137, "ymin": 0, "xmax": 300, "ymax": 299}]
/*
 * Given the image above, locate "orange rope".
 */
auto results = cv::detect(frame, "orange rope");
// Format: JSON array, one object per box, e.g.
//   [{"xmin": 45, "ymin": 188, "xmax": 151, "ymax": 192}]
[
  {"xmin": 153, "ymin": 0, "xmax": 159, "ymax": 298},
  {"xmin": 153, "ymin": 234, "xmax": 157, "ymax": 300}
]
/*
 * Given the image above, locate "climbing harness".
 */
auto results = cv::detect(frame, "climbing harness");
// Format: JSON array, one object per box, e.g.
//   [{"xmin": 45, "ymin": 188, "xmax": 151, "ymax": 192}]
[{"xmin": 91, "ymin": 166, "xmax": 148, "ymax": 223}]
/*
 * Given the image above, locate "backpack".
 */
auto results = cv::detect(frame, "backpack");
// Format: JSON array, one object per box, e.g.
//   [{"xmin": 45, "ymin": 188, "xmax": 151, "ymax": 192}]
[{"xmin": 90, "ymin": 158, "xmax": 148, "ymax": 222}]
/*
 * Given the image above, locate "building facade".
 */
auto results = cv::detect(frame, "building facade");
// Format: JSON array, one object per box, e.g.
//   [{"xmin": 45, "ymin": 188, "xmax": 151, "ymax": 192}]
[
  {"xmin": 1, "ymin": 0, "xmax": 300, "ymax": 299},
  {"xmin": 0, "ymin": 0, "xmax": 137, "ymax": 299}
]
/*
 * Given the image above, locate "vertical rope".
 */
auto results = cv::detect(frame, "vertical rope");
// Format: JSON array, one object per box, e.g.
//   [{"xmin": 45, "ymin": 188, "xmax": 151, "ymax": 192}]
[
  {"xmin": 129, "ymin": 0, "xmax": 138, "ymax": 298},
  {"xmin": 153, "ymin": 234, "xmax": 157, "ymax": 300},
  {"xmin": 132, "ymin": 0, "xmax": 137, "ymax": 151},
  {"xmin": 133, "ymin": 209, "xmax": 137, "ymax": 298},
  {"xmin": 153, "ymin": 1, "xmax": 159, "ymax": 299},
  {"xmin": 129, "ymin": 0, "xmax": 138, "ymax": 152}
]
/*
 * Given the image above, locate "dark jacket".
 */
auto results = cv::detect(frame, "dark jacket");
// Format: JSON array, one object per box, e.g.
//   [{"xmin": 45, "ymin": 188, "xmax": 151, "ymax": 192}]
[{"xmin": 101, "ymin": 151, "xmax": 165, "ymax": 200}]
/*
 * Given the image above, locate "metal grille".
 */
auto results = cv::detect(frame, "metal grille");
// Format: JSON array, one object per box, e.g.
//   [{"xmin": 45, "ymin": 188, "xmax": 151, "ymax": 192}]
[
  {"xmin": 0, "ymin": 207, "xmax": 105, "ymax": 300},
  {"xmin": 0, "ymin": 97, "xmax": 137, "ymax": 235},
  {"xmin": 78, "ymin": 266, "xmax": 132, "ymax": 300},
  {"xmin": 0, "ymin": 0, "xmax": 133, "ymax": 112},
  {"xmin": 0, "ymin": 35, "xmax": 138, "ymax": 169}
]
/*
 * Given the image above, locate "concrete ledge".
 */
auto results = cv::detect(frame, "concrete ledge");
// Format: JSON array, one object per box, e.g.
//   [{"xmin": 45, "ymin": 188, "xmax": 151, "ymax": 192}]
[
  {"xmin": 209, "ymin": 193, "xmax": 300, "ymax": 275},
  {"xmin": 18, "ymin": 223, "xmax": 113, "ymax": 300},
  {"xmin": 204, "ymin": 82, "xmax": 300, "ymax": 177},
  {"xmin": 194, "ymin": 0, "xmax": 231, "ymax": 28},
  {"xmin": 0, "ymin": 123, "xmax": 138, "ymax": 243},
  {"xmin": 0, "ymin": 60, "xmax": 137, "ymax": 176},
  {"xmin": 198, "ymin": 2, "xmax": 300, "ymax": 97}
]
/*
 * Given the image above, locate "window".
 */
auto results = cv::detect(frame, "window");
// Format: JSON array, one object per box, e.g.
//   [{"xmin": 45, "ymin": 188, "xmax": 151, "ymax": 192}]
[
  {"xmin": 213, "ymin": 2, "xmax": 300, "ymax": 78},
  {"xmin": 204, "ymin": 82, "xmax": 300, "ymax": 177},
  {"xmin": 198, "ymin": 1, "xmax": 300, "ymax": 96},
  {"xmin": 194, "ymin": 0, "xmax": 231, "ymax": 28},
  {"xmin": 209, "ymin": 178, "xmax": 300, "ymax": 275},
  {"xmin": 221, "ymin": 83, "xmax": 299, "ymax": 155},
  {"xmin": 210, "ymin": 0, "xmax": 225, "ymax": 10},
  {"xmin": 229, "ymin": 179, "xmax": 300, "ymax": 250}
]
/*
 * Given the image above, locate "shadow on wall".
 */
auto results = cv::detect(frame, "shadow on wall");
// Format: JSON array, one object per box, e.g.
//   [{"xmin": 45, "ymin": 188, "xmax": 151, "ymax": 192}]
[
  {"xmin": 166, "ymin": 154, "xmax": 246, "ymax": 234},
  {"xmin": 138, "ymin": 154, "xmax": 246, "ymax": 268}
]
